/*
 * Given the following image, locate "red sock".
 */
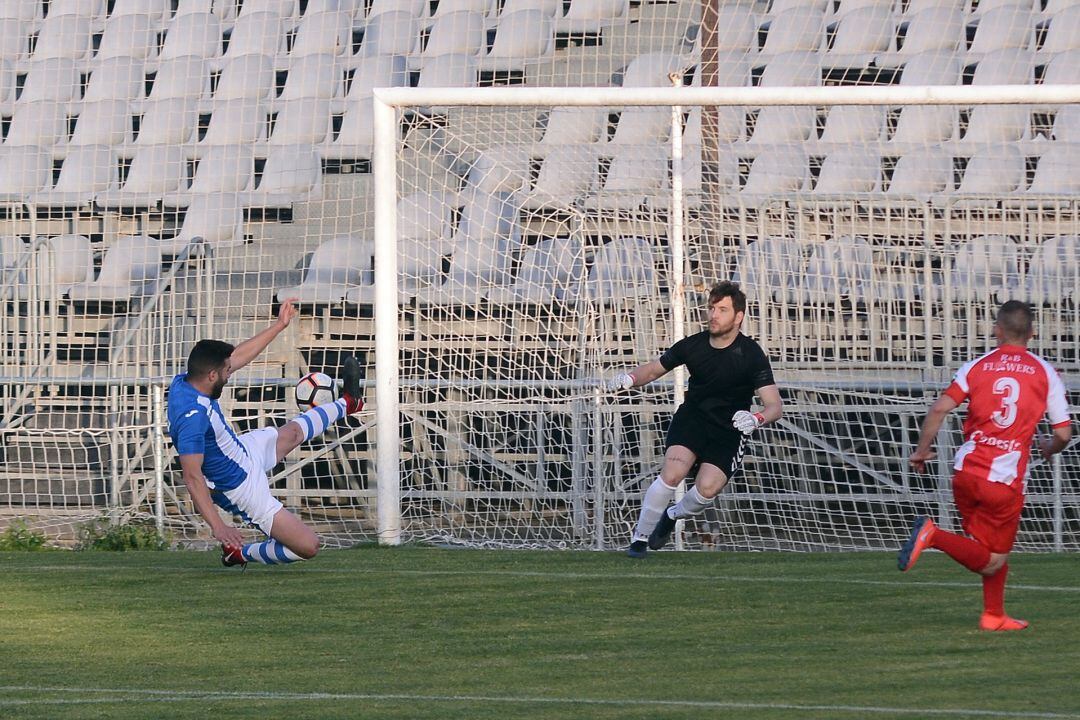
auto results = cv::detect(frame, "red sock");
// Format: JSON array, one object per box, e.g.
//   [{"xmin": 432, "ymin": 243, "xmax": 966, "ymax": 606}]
[
  {"xmin": 982, "ymin": 563, "xmax": 1008, "ymax": 616},
  {"xmin": 930, "ymin": 528, "xmax": 991, "ymax": 573}
]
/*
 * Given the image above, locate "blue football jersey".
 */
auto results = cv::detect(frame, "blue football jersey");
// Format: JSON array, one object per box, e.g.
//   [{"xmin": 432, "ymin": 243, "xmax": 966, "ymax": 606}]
[{"xmin": 167, "ymin": 373, "xmax": 252, "ymax": 490}]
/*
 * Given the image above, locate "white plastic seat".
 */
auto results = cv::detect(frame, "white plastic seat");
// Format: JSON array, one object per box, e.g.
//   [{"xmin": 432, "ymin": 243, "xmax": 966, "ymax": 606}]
[
  {"xmin": 970, "ymin": 0, "xmax": 1035, "ymax": 15},
  {"xmin": 237, "ymin": 0, "xmax": 299, "ymax": 22},
  {"xmin": 732, "ymin": 237, "xmax": 803, "ymax": 303},
  {"xmin": 465, "ymin": 146, "xmax": 530, "ymax": 193},
  {"xmin": 683, "ymin": 107, "xmax": 747, "ymax": 145},
  {"xmin": 358, "ymin": 11, "xmax": 419, "ymax": 56},
  {"xmin": 742, "ymin": 145, "xmax": 808, "ymax": 194},
  {"xmin": 891, "ymin": 107, "xmax": 958, "ymax": 145},
  {"xmin": 955, "ymin": 144, "xmax": 1025, "ymax": 193},
  {"xmin": 268, "ymin": 98, "xmax": 333, "ymax": 145},
  {"xmin": 758, "ymin": 51, "xmax": 822, "ymax": 86},
  {"xmin": 32, "ymin": 14, "xmax": 93, "ymax": 61},
  {"xmin": 949, "ymin": 235, "xmax": 1020, "ymax": 302},
  {"xmin": 173, "ymin": 0, "xmax": 215, "ymax": 16},
  {"xmin": 279, "ymin": 54, "xmax": 344, "ymax": 101},
  {"xmin": 695, "ymin": 5, "xmax": 758, "ymax": 53},
  {"xmin": 19, "ymin": 58, "xmax": 81, "ymax": 104},
  {"xmin": 557, "ymin": 0, "xmax": 630, "ymax": 35},
  {"xmin": 539, "ymin": 107, "xmax": 608, "ymax": 146},
  {"xmin": 903, "ymin": 0, "xmax": 965, "ymax": 14},
  {"xmin": 290, "ymin": 11, "xmax": 352, "ymax": 57},
  {"xmin": 760, "ymin": 7, "xmax": 825, "ymax": 55},
  {"xmin": 96, "ymin": 13, "xmax": 158, "ymax": 62},
  {"xmin": 214, "ymin": 54, "xmax": 276, "ymax": 102},
  {"xmin": 680, "ymin": 145, "xmax": 740, "ymax": 202},
  {"xmin": 813, "ymin": 148, "xmax": 881, "ymax": 193},
  {"xmin": 68, "ymin": 100, "xmax": 132, "ymax": 149},
  {"xmin": 223, "ymin": 12, "xmax": 285, "ymax": 61},
  {"xmin": 827, "ymin": 6, "xmax": 894, "ymax": 62},
  {"xmin": 422, "ymin": 11, "xmax": 486, "ymax": 59},
  {"xmin": 29, "ymin": 235, "xmax": 95, "ymax": 300},
  {"xmin": 477, "ymin": 10, "xmax": 554, "ymax": 72},
  {"xmin": 582, "ymin": 237, "xmax": 658, "ymax": 303},
  {"xmin": 521, "ymin": 145, "xmax": 597, "ymax": 211},
  {"xmin": 164, "ymin": 193, "xmax": 245, "ymax": 252},
  {"xmin": 110, "ymin": 0, "xmax": 171, "ymax": 25},
  {"xmin": 899, "ymin": 49, "xmax": 963, "ymax": 84},
  {"xmin": 0, "ymin": 19, "xmax": 30, "ymax": 62},
  {"xmin": 698, "ymin": 50, "xmax": 752, "ymax": 87},
  {"xmin": 243, "ymin": 145, "xmax": 321, "ymax": 206},
  {"xmin": 620, "ymin": 52, "xmax": 686, "ymax": 87},
  {"xmin": 585, "ymin": 146, "xmax": 668, "ymax": 212},
  {"xmin": 609, "ymin": 108, "xmax": 669, "ymax": 145},
  {"xmin": 200, "ymin": 100, "xmax": 266, "ymax": 145},
  {"xmin": 1026, "ymin": 236, "xmax": 1080, "ymax": 304},
  {"xmin": 135, "ymin": 98, "xmax": 199, "ymax": 146},
  {"xmin": 45, "ymin": 0, "xmax": 104, "ymax": 18},
  {"xmin": 750, "ymin": 107, "xmax": 816, "ymax": 144},
  {"xmin": 799, "ymin": 236, "xmax": 875, "ymax": 304},
  {"xmin": 3, "ymin": 102, "xmax": 68, "ymax": 147},
  {"xmin": 96, "ymin": 144, "xmax": 187, "ymax": 208},
  {"xmin": 173, "ymin": 145, "xmax": 254, "ymax": 203},
  {"xmin": 416, "ymin": 53, "xmax": 478, "ymax": 91},
  {"xmin": 341, "ymin": 54, "xmax": 408, "ymax": 104},
  {"xmin": 967, "ymin": 5, "xmax": 1035, "ymax": 55},
  {"xmin": 1039, "ymin": 5, "xmax": 1080, "ymax": 55},
  {"xmin": 277, "ymin": 236, "xmax": 372, "ymax": 304},
  {"xmin": 1041, "ymin": 48, "xmax": 1080, "ymax": 84},
  {"xmin": 886, "ymin": 149, "xmax": 953, "ymax": 196},
  {"xmin": 1051, "ymin": 105, "xmax": 1080, "ymax": 141},
  {"xmin": 485, "ymin": 235, "xmax": 582, "ymax": 304},
  {"xmin": 32, "ymin": 145, "xmax": 119, "ymax": 207},
  {"xmin": 148, "ymin": 56, "xmax": 211, "ymax": 102},
  {"xmin": 67, "ymin": 235, "xmax": 163, "ymax": 303},
  {"xmin": 893, "ymin": 6, "xmax": 965, "ymax": 59},
  {"xmin": 159, "ymin": 13, "xmax": 223, "ymax": 62},
  {"xmin": 0, "ymin": 235, "xmax": 28, "ymax": 294},
  {"xmin": 365, "ymin": 0, "xmax": 429, "ymax": 22},
  {"xmin": 833, "ymin": 0, "xmax": 895, "ymax": 14},
  {"xmin": 322, "ymin": 99, "xmax": 375, "ymax": 160},
  {"xmin": 970, "ymin": 48, "xmax": 1035, "ymax": 84},
  {"xmin": 499, "ymin": 0, "xmax": 562, "ymax": 16},
  {"xmin": 0, "ymin": 60, "xmax": 13, "ymax": 112},
  {"xmin": 819, "ymin": 106, "xmax": 885, "ymax": 145},
  {"xmin": 0, "ymin": 1, "xmax": 42, "ymax": 24},
  {"xmin": 84, "ymin": 57, "xmax": 146, "ymax": 103},
  {"xmin": 428, "ymin": 0, "xmax": 495, "ymax": 24},
  {"xmin": 1028, "ymin": 146, "xmax": 1080, "ymax": 193},
  {"xmin": 962, "ymin": 105, "xmax": 1030, "ymax": 143},
  {"xmin": 1042, "ymin": 0, "xmax": 1080, "ymax": 14},
  {"xmin": 0, "ymin": 145, "xmax": 52, "ymax": 204}
]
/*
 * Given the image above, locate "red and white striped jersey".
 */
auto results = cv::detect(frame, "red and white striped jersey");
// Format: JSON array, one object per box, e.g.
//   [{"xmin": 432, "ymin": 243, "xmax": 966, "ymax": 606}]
[{"xmin": 944, "ymin": 344, "xmax": 1070, "ymax": 486}]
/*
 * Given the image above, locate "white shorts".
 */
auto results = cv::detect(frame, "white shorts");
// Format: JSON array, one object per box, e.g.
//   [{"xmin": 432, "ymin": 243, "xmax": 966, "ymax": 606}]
[{"xmin": 212, "ymin": 427, "xmax": 282, "ymax": 536}]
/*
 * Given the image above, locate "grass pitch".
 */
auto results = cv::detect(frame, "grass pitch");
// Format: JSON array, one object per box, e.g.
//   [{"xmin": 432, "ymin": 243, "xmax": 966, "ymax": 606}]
[{"xmin": 1, "ymin": 547, "xmax": 1078, "ymax": 720}]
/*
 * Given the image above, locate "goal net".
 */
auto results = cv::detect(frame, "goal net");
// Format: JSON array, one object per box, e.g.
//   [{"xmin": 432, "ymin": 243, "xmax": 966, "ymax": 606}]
[{"xmin": 370, "ymin": 83, "xmax": 1080, "ymax": 552}]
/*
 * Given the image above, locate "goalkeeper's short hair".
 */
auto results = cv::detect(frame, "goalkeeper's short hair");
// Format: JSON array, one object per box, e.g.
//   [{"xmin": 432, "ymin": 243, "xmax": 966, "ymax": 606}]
[
  {"xmin": 187, "ymin": 339, "xmax": 235, "ymax": 379},
  {"xmin": 709, "ymin": 281, "xmax": 746, "ymax": 314}
]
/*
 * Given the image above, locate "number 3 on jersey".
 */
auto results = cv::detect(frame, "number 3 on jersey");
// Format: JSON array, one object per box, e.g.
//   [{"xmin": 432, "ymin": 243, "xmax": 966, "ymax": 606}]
[{"xmin": 991, "ymin": 377, "xmax": 1020, "ymax": 428}]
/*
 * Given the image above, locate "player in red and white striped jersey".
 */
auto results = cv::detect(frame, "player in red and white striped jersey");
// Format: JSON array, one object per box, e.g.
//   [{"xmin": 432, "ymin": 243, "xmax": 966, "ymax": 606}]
[{"xmin": 899, "ymin": 301, "xmax": 1072, "ymax": 631}]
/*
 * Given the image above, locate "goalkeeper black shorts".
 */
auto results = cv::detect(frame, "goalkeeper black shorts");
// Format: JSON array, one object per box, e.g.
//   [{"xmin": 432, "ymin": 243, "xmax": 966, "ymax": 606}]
[{"xmin": 665, "ymin": 405, "xmax": 748, "ymax": 479}]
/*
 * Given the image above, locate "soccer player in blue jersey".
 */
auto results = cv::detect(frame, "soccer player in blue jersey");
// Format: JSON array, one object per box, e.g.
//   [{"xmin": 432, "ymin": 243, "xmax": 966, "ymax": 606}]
[{"xmin": 167, "ymin": 299, "xmax": 364, "ymax": 568}]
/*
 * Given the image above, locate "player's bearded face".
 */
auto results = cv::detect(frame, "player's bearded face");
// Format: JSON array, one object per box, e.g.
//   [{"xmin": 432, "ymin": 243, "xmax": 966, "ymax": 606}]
[
  {"xmin": 708, "ymin": 298, "xmax": 741, "ymax": 337},
  {"xmin": 209, "ymin": 362, "xmax": 231, "ymax": 399}
]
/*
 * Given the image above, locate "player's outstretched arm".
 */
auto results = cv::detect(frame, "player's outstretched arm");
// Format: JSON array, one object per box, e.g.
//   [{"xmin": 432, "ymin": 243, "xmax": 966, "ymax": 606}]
[
  {"xmin": 179, "ymin": 454, "xmax": 244, "ymax": 550},
  {"xmin": 229, "ymin": 298, "xmax": 298, "ymax": 372},
  {"xmin": 910, "ymin": 394, "xmax": 959, "ymax": 473},
  {"xmin": 604, "ymin": 359, "xmax": 668, "ymax": 392}
]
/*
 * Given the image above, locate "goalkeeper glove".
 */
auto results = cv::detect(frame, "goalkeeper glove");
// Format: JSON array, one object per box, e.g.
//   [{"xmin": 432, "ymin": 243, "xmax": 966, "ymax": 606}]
[
  {"xmin": 732, "ymin": 410, "xmax": 765, "ymax": 435},
  {"xmin": 605, "ymin": 372, "xmax": 636, "ymax": 393}
]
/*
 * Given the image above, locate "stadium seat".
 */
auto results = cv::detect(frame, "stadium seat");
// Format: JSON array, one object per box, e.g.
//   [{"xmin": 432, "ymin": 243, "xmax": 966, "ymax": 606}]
[
  {"xmin": 966, "ymin": 4, "xmax": 1035, "ymax": 56},
  {"xmin": 683, "ymin": 106, "xmax": 747, "ymax": 146},
  {"xmin": 949, "ymin": 234, "xmax": 1020, "ymax": 302},
  {"xmin": 695, "ymin": 5, "xmax": 759, "ymax": 53},
  {"xmin": 66, "ymin": 234, "xmax": 163, "ymax": 303},
  {"xmin": 358, "ymin": 11, "xmax": 419, "ymax": 56},
  {"xmin": 222, "ymin": 12, "xmax": 286, "ymax": 61},
  {"xmin": 0, "ymin": 19, "xmax": 30, "ymax": 62},
  {"xmin": 171, "ymin": 145, "xmax": 254, "ymax": 203},
  {"xmin": 954, "ymin": 144, "xmax": 1026, "ymax": 194},
  {"xmin": 825, "ymin": 5, "xmax": 895, "ymax": 66},
  {"xmin": 886, "ymin": 149, "xmax": 953, "ymax": 196},
  {"xmin": 1041, "ymin": 0, "xmax": 1080, "ymax": 15},
  {"xmin": 477, "ymin": 10, "xmax": 554, "ymax": 73},
  {"xmin": 148, "ymin": 56, "xmax": 212, "ymax": 102},
  {"xmin": 484, "ymin": 235, "xmax": 583, "ymax": 304},
  {"xmin": 620, "ymin": 52, "xmax": 687, "ymax": 86},
  {"xmin": 818, "ymin": 106, "xmax": 885, "ymax": 146},
  {"xmin": 46, "ymin": 0, "xmax": 105, "ymax": 18},
  {"xmin": 500, "ymin": 0, "xmax": 562, "ymax": 17},
  {"xmin": 95, "ymin": 13, "xmax": 159, "ymax": 62},
  {"xmin": 200, "ymin": 100, "xmax": 267, "ymax": 145},
  {"xmin": 0, "ymin": 60, "xmax": 13, "ymax": 113},
  {"xmin": 414, "ymin": 191, "xmax": 522, "ymax": 304},
  {"xmin": 32, "ymin": 145, "xmax": 119, "ymax": 208},
  {"xmin": 96, "ymin": 144, "xmax": 188, "ymax": 209},
  {"xmin": 758, "ymin": 50, "xmax": 822, "ymax": 87},
  {"xmin": 237, "ymin": 0, "xmax": 299, "ymax": 23},
  {"xmin": 0, "ymin": 1, "xmax": 42, "ymax": 25},
  {"xmin": 962, "ymin": 105, "xmax": 1030, "ymax": 143},
  {"xmin": 417, "ymin": 53, "xmax": 478, "ymax": 91},
  {"xmin": 242, "ymin": 145, "xmax": 321, "ymax": 206},
  {"xmin": 163, "ymin": 192, "xmax": 245, "ymax": 252},
  {"xmin": 759, "ymin": 7, "xmax": 825, "ymax": 56},
  {"xmin": 732, "ymin": 237, "xmax": 803, "ymax": 303},
  {"xmin": 970, "ymin": 47, "xmax": 1035, "ymax": 84},
  {"xmin": 538, "ymin": 107, "xmax": 608, "ymax": 146},
  {"xmin": 3, "ymin": 102, "xmax": 68, "ymax": 148},
  {"xmin": 584, "ymin": 145, "xmax": 668, "ymax": 211},
  {"xmin": 421, "ymin": 11, "xmax": 487, "ymax": 60},
  {"xmin": 134, "ymin": 98, "xmax": 199, "ymax": 147},
  {"xmin": 1040, "ymin": 47, "xmax": 1080, "ymax": 84},
  {"xmin": 0, "ymin": 145, "xmax": 52, "ymax": 206},
  {"xmin": 898, "ymin": 49, "xmax": 963, "ymax": 85},
  {"xmin": 799, "ymin": 236, "xmax": 874, "ymax": 304},
  {"xmin": 110, "ymin": 0, "xmax": 171, "ymax": 25},
  {"xmin": 609, "ymin": 109, "xmax": 670, "ymax": 145},
  {"xmin": 889, "ymin": 6, "xmax": 966, "ymax": 62},
  {"xmin": 289, "ymin": 11, "xmax": 352, "ymax": 57},
  {"xmin": 84, "ymin": 57, "xmax": 146, "ymax": 103},
  {"xmin": 322, "ymin": 101, "xmax": 375, "ymax": 160},
  {"xmin": 832, "ymin": 0, "xmax": 894, "ymax": 15},
  {"xmin": 1028, "ymin": 146, "xmax": 1080, "ymax": 194},
  {"xmin": 699, "ymin": 50, "xmax": 752, "ymax": 87},
  {"xmin": 582, "ymin": 237, "xmax": 658, "ymax": 302},
  {"xmin": 276, "ymin": 235, "xmax": 372, "ymax": 305},
  {"xmin": 742, "ymin": 145, "xmax": 809, "ymax": 195},
  {"xmin": 19, "ymin": 58, "xmax": 82, "ymax": 104},
  {"xmin": 214, "ymin": 54, "xmax": 276, "ymax": 102},
  {"xmin": 268, "ymin": 98, "xmax": 333, "ymax": 145},
  {"xmin": 557, "ymin": 0, "xmax": 631, "ymax": 35},
  {"xmin": 365, "ymin": 0, "xmax": 429, "ymax": 23},
  {"xmin": 159, "ymin": 13, "xmax": 223, "ymax": 62},
  {"xmin": 812, "ymin": 148, "xmax": 881, "ymax": 193},
  {"xmin": 680, "ymin": 144, "xmax": 740, "ymax": 201},
  {"xmin": 305, "ymin": 0, "xmax": 362, "ymax": 17},
  {"xmin": 1051, "ymin": 104, "xmax": 1080, "ymax": 141},
  {"xmin": 750, "ymin": 106, "xmax": 816, "ymax": 144},
  {"xmin": 427, "ymin": 0, "xmax": 495, "ymax": 25},
  {"xmin": 0, "ymin": 235, "xmax": 28, "ymax": 295},
  {"xmin": 67, "ymin": 100, "xmax": 133, "ymax": 150},
  {"xmin": 891, "ymin": 105, "xmax": 958, "ymax": 146},
  {"xmin": 31, "ymin": 14, "xmax": 93, "ymax": 61},
  {"xmin": 1037, "ymin": 5, "xmax": 1080, "ymax": 57},
  {"xmin": 520, "ymin": 145, "xmax": 598, "ymax": 211},
  {"xmin": 766, "ymin": 0, "xmax": 832, "ymax": 15},
  {"xmin": 465, "ymin": 146, "xmax": 530, "ymax": 193},
  {"xmin": 28, "ymin": 235, "xmax": 95, "ymax": 300},
  {"xmin": 1025, "ymin": 236, "xmax": 1080, "ymax": 304}
]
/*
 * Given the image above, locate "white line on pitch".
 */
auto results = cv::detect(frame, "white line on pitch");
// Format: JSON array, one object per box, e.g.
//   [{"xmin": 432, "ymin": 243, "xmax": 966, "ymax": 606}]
[
  {"xmin": 1, "ymin": 686, "xmax": 1078, "ymax": 718},
  {"xmin": 3, "ymin": 564, "xmax": 1079, "ymax": 593}
]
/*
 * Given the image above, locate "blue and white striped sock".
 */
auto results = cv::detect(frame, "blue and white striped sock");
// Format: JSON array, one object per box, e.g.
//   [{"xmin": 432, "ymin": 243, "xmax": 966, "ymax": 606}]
[
  {"xmin": 291, "ymin": 398, "xmax": 348, "ymax": 442},
  {"xmin": 242, "ymin": 539, "xmax": 304, "ymax": 565}
]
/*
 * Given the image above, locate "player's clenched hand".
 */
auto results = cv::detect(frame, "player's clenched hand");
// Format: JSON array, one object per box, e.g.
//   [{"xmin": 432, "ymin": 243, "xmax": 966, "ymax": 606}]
[
  {"xmin": 909, "ymin": 448, "xmax": 936, "ymax": 473},
  {"xmin": 604, "ymin": 372, "xmax": 635, "ymax": 393},
  {"xmin": 214, "ymin": 525, "xmax": 245, "ymax": 551},
  {"xmin": 1039, "ymin": 436, "xmax": 1056, "ymax": 461},
  {"xmin": 277, "ymin": 298, "xmax": 299, "ymax": 329},
  {"xmin": 732, "ymin": 410, "xmax": 764, "ymax": 435}
]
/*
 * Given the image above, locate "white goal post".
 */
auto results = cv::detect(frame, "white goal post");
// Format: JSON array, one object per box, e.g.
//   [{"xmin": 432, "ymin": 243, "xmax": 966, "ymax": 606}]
[{"xmin": 371, "ymin": 83, "xmax": 1080, "ymax": 550}]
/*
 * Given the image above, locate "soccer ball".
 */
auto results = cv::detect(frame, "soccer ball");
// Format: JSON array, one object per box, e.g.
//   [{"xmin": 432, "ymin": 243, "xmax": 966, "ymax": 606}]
[{"xmin": 295, "ymin": 372, "xmax": 338, "ymax": 409}]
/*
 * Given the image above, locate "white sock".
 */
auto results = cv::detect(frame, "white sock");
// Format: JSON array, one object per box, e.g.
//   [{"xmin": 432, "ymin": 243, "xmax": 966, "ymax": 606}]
[
  {"xmin": 242, "ymin": 539, "xmax": 304, "ymax": 565},
  {"xmin": 670, "ymin": 485, "xmax": 712, "ymax": 519},
  {"xmin": 290, "ymin": 398, "xmax": 348, "ymax": 442},
  {"xmin": 632, "ymin": 476, "xmax": 677, "ymax": 542}
]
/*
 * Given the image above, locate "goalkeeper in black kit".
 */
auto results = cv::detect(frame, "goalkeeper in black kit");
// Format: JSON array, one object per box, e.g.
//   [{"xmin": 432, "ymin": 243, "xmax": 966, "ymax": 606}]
[{"xmin": 605, "ymin": 281, "xmax": 783, "ymax": 558}]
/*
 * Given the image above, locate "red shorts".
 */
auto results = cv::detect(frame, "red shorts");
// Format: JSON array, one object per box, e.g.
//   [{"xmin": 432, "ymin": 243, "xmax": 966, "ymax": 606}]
[{"xmin": 952, "ymin": 470, "xmax": 1025, "ymax": 554}]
